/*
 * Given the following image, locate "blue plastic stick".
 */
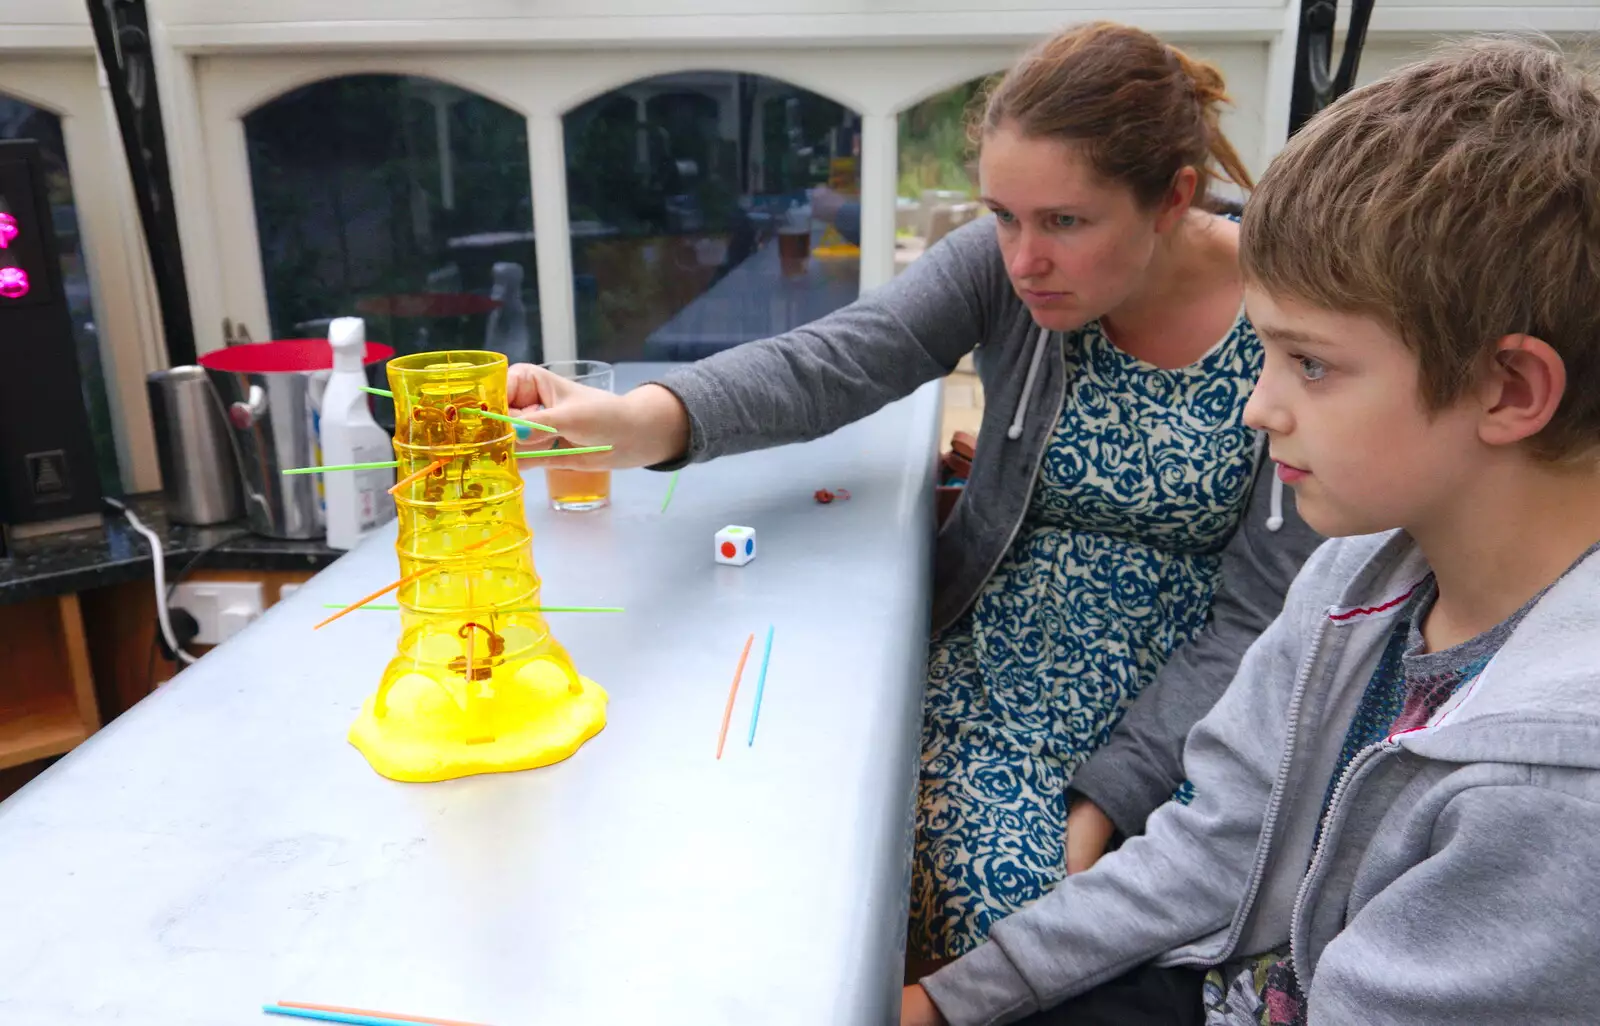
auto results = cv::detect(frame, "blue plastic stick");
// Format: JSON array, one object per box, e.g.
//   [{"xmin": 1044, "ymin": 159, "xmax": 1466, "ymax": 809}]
[
  {"xmin": 264, "ymin": 1005, "xmax": 428, "ymax": 1026},
  {"xmin": 747, "ymin": 625, "xmax": 775, "ymax": 746}
]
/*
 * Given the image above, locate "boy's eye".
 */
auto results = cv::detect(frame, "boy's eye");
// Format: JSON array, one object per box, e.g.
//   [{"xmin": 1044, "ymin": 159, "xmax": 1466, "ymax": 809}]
[
  {"xmin": 1051, "ymin": 214, "xmax": 1078, "ymax": 229},
  {"xmin": 1297, "ymin": 356, "xmax": 1327, "ymax": 382}
]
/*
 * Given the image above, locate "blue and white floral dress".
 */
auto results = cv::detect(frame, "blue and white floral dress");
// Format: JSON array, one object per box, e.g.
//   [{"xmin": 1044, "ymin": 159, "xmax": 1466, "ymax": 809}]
[{"xmin": 911, "ymin": 309, "xmax": 1263, "ymax": 959}]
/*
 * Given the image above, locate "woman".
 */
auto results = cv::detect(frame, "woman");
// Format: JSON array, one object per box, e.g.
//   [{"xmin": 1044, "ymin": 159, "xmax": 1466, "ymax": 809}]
[{"xmin": 508, "ymin": 21, "xmax": 1320, "ymax": 972}]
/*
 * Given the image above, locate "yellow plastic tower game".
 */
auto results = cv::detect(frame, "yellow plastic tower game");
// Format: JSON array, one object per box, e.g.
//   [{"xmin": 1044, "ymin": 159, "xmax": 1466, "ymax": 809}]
[{"xmin": 348, "ymin": 351, "xmax": 606, "ymax": 782}]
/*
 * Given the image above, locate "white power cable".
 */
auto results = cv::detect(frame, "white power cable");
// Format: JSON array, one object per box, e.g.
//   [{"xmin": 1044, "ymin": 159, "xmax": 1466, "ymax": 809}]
[{"xmin": 104, "ymin": 498, "xmax": 197, "ymax": 665}]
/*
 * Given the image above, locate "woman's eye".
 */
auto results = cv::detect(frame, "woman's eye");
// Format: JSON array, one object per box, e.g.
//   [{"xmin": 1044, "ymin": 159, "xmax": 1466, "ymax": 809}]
[{"xmin": 1051, "ymin": 214, "xmax": 1078, "ymax": 229}]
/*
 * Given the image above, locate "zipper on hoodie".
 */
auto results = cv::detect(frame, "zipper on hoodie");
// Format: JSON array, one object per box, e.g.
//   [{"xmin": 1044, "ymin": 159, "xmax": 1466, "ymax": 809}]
[
  {"xmin": 1286, "ymin": 737, "xmax": 1397, "ymax": 985},
  {"xmin": 1169, "ymin": 616, "xmax": 1333, "ymax": 968}
]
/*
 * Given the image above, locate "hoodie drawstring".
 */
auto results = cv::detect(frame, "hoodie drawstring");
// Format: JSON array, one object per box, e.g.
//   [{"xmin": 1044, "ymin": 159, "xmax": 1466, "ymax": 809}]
[
  {"xmin": 1253, "ymin": 430, "xmax": 1285, "ymax": 532},
  {"xmin": 1007, "ymin": 331, "xmax": 1051, "ymax": 440}
]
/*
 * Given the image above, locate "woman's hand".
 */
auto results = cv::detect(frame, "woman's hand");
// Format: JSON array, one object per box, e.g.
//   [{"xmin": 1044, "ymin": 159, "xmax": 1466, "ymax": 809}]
[
  {"xmin": 900, "ymin": 984, "xmax": 947, "ymax": 1026},
  {"xmin": 1066, "ymin": 798, "xmax": 1116, "ymax": 875},
  {"xmin": 506, "ymin": 364, "xmax": 690, "ymax": 470}
]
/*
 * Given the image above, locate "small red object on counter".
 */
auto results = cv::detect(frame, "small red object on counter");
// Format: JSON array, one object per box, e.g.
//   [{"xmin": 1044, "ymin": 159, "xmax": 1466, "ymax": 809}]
[{"xmin": 814, "ymin": 489, "xmax": 835, "ymax": 504}]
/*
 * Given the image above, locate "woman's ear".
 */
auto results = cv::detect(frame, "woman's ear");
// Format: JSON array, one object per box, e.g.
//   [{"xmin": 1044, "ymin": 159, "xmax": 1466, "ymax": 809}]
[{"xmin": 1156, "ymin": 166, "xmax": 1199, "ymax": 233}]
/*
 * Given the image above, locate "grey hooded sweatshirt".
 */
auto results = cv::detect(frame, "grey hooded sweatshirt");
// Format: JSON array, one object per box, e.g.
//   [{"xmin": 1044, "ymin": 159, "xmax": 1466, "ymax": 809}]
[
  {"xmin": 650, "ymin": 218, "xmax": 1322, "ymax": 835},
  {"xmin": 923, "ymin": 530, "xmax": 1600, "ymax": 1025}
]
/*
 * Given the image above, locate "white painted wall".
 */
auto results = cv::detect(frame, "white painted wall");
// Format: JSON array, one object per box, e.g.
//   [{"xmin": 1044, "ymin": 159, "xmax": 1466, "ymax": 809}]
[
  {"xmin": 150, "ymin": 1, "xmax": 1289, "ymax": 50},
  {"xmin": 1353, "ymin": 32, "xmax": 1598, "ymax": 87},
  {"xmin": 0, "ymin": 0, "xmax": 92, "ymax": 50}
]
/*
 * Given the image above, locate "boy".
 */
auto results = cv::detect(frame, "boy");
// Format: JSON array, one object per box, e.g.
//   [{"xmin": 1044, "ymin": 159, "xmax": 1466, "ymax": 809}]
[{"xmin": 900, "ymin": 36, "xmax": 1600, "ymax": 1026}]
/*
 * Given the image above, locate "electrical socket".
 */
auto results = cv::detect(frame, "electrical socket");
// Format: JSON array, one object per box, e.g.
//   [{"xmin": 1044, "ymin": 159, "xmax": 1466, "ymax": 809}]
[{"xmin": 170, "ymin": 581, "xmax": 265, "ymax": 646}]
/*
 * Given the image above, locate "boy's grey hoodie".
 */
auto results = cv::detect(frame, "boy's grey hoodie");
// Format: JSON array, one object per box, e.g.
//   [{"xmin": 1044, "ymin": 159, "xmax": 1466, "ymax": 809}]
[
  {"xmin": 923, "ymin": 530, "xmax": 1600, "ymax": 1025},
  {"xmin": 652, "ymin": 220, "xmax": 1322, "ymax": 835}
]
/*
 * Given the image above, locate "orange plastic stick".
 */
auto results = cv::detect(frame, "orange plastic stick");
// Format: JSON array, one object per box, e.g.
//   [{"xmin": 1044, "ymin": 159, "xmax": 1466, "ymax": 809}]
[
  {"xmin": 312, "ymin": 526, "xmax": 514, "ymax": 630},
  {"xmin": 276, "ymin": 1001, "xmax": 493, "ymax": 1026},
  {"xmin": 715, "ymin": 633, "xmax": 755, "ymax": 760},
  {"xmin": 388, "ymin": 456, "xmax": 451, "ymax": 496}
]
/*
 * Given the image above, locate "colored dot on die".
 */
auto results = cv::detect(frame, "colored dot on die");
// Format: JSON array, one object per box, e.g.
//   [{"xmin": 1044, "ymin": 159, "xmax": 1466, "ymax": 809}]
[
  {"xmin": 720, "ymin": 541, "xmax": 736, "ymax": 559},
  {"xmin": 744, "ymin": 538, "xmax": 754, "ymax": 555}
]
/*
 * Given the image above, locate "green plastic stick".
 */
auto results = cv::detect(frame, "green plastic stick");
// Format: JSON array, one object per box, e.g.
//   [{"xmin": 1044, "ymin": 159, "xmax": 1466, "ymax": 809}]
[
  {"xmin": 282, "ymin": 460, "xmax": 399, "ymax": 475},
  {"xmin": 359, "ymin": 385, "xmax": 558, "ymax": 434},
  {"xmin": 660, "ymin": 469, "xmax": 681, "ymax": 512},
  {"xmin": 322, "ymin": 603, "xmax": 624, "ymax": 613},
  {"xmin": 283, "ymin": 448, "xmax": 609, "ymax": 476},
  {"xmin": 513, "ymin": 445, "xmax": 612, "ymax": 459},
  {"xmin": 471, "ymin": 407, "xmax": 558, "ymax": 434}
]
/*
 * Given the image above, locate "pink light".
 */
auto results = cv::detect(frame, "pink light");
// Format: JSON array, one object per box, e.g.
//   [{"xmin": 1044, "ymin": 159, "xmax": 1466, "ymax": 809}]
[
  {"xmin": 0, "ymin": 266, "xmax": 29, "ymax": 300},
  {"xmin": 0, "ymin": 213, "xmax": 16, "ymax": 250}
]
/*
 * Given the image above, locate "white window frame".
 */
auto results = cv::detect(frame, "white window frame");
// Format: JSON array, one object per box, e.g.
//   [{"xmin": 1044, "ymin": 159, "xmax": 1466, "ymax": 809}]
[
  {"xmin": 2, "ymin": 0, "xmax": 1587, "ymax": 475},
  {"xmin": 149, "ymin": 0, "xmax": 1590, "ymax": 364},
  {"xmin": 167, "ymin": 33, "xmax": 1285, "ymax": 364}
]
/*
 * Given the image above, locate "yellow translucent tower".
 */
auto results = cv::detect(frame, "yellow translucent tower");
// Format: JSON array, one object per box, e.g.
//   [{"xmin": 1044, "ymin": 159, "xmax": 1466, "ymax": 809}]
[{"xmin": 348, "ymin": 350, "xmax": 607, "ymax": 782}]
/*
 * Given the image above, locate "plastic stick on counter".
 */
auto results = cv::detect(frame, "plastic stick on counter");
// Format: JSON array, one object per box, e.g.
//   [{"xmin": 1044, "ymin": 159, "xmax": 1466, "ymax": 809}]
[
  {"xmin": 264, "ymin": 1007, "xmax": 416, "ymax": 1026},
  {"xmin": 746, "ymin": 625, "xmax": 775, "ymax": 746},
  {"xmin": 660, "ymin": 469, "xmax": 681, "ymax": 513},
  {"xmin": 358, "ymin": 386, "xmax": 558, "ymax": 435},
  {"xmin": 388, "ymin": 457, "xmax": 452, "ymax": 496},
  {"xmin": 311, "ymin": 526, "xmax": 514, "ymax": 630},
  {"xmin": 715, "ymin": 632, "xmax": 755, "ymax": 760},
  {"xmin": 271, "ymin": 1001, "xmax": 493, "ymax": 1026}
]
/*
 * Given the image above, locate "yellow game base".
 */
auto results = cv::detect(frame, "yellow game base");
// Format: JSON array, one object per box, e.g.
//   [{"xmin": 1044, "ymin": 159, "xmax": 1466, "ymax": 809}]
[{"xmin": 348, "ymin": 660, "xmax": 608, "ymax": 783}]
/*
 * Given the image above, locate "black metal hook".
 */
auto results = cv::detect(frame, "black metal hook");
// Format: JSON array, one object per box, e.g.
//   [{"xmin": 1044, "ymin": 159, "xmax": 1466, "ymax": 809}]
[
  {"xmin": 85, "ymin": 0, "xmax": 196, "ymax": 365},
  {"xmin": 1289, "ymin": 0, "xmax": 1377, "ymax": 137}
]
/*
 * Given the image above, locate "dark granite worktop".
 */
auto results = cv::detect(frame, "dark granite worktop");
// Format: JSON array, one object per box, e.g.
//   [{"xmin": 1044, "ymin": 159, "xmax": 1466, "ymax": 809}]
[{"xmin": 0, "ymin": 494, "xmax": 343, "ymax": 606}]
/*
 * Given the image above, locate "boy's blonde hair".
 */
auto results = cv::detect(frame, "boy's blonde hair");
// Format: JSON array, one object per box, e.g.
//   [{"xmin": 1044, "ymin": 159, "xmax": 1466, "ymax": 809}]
[{"xmin": 1242, "ymin": 36, "xmax": 1600, "ymax": 460}]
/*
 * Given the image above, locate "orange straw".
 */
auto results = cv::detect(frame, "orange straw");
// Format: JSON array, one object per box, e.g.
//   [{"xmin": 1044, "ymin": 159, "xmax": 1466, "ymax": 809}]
[
  {"xmin": 715, "ymin": 632, "xmax": 755, "ymax": 759},
  {"xmin": 389, "ymin": 456, "xmax": 452, "ymax": 496},
  {"xmin": 312, "ymin": 526, "xmax": 514, "ymax": 630},
  {"xmin": 276, "ymin": 1001, "xmax": 492, "ymax": 1026}
]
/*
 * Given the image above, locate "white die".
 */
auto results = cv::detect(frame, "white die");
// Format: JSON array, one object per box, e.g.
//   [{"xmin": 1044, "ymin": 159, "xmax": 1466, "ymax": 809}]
[{"xmin": 715, "ymin": 525, "xmax": 757, "ymax": 566}]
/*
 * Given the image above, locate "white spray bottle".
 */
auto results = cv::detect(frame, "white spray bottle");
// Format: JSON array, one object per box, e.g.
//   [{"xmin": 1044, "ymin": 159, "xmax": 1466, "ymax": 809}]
[{"xmin": 320, "ymin": 317, "xmax": 394, "ymax": 550}]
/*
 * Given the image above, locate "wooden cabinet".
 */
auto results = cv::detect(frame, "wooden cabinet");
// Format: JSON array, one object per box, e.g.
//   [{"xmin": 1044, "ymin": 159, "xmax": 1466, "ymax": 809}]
[
  {"xmin": 0, "ymin": 569, "xmax": 315, "ymax": 797},
  {"xmin": 0, "ymin": 593, "xmax": 100, "ymax": 771}
]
